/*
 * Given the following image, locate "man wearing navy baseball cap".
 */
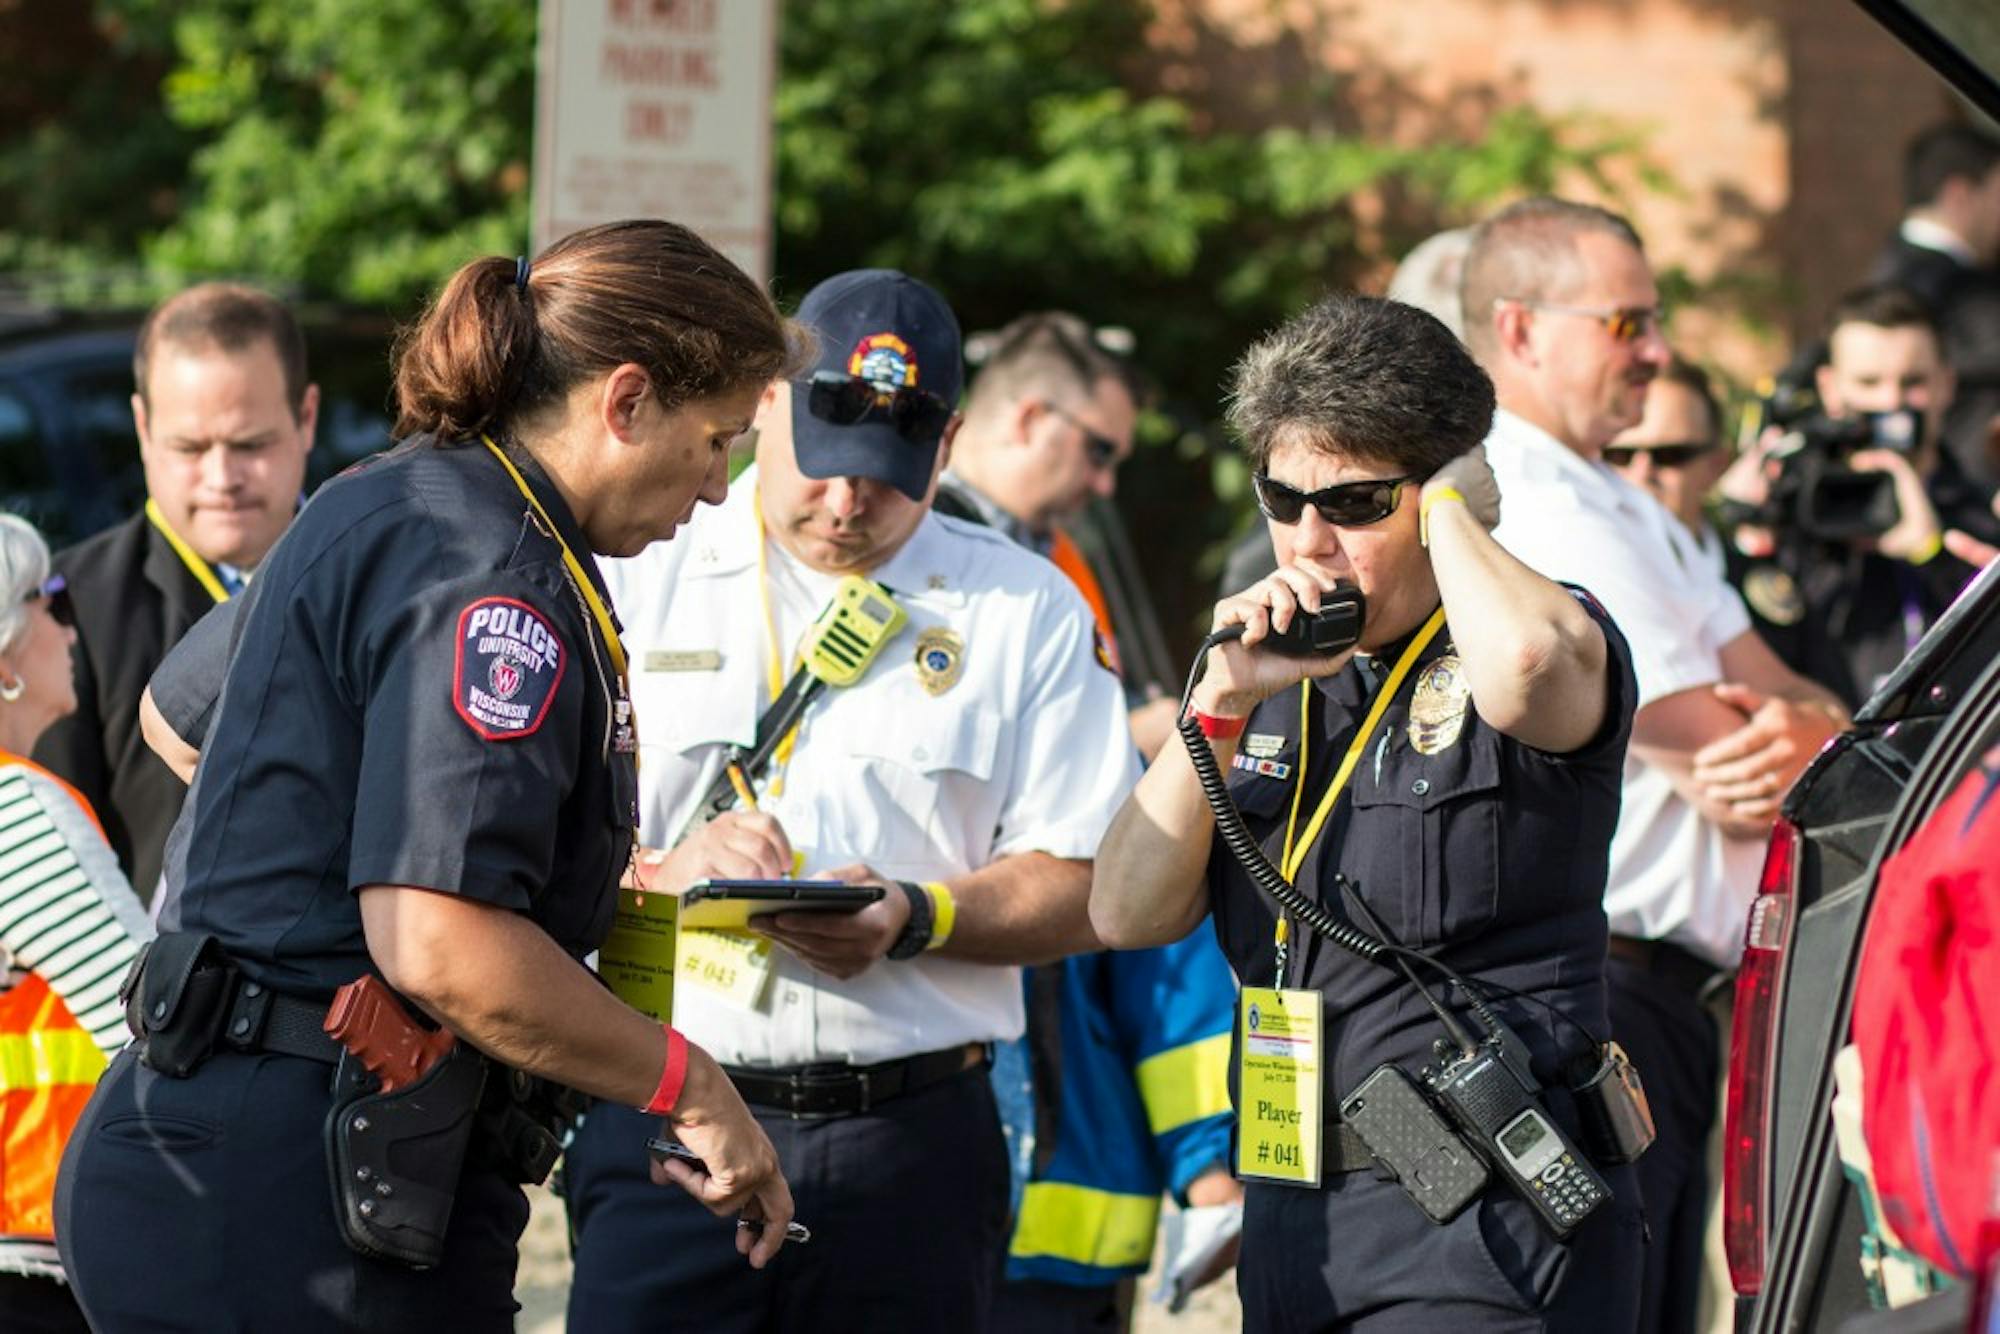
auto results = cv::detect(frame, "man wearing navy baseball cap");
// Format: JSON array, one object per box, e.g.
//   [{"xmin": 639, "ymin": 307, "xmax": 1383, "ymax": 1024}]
[
  {"xmin": 787, "ymin": 267, "xmax": 965, "ymax": 505},
  {"xmin": 563, "ymin": 269, "xmax": 1141, "ymax": 1333}
]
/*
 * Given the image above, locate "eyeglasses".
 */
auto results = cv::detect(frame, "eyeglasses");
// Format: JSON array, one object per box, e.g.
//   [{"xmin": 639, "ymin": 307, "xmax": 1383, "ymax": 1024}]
[
  {"xmin": 1252, "ymin": 472, "xmax": 1415, "ymax": 527},
  {"xmin": 24, "ymin": 574, "xmax": 71, "ymax": 629},
  {"xmin": 802, "ymin": 371, "xmax": 953, "ymax": 445},
  {"xmin": 1046, "ymin": 404, "xmax": 1121, "ymax": 470},
  {"xmin": 1516, "ymin": 301, "xmax": 1665, "ymax": 344},
  {"xmin": 1602, "ymin": 441, "xmax": 1716, "ymax": 469}
]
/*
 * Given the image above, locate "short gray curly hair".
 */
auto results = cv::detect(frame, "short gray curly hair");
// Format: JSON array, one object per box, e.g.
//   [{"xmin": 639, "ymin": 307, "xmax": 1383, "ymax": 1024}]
[
  {"xmin": 0, "ymin": 515, "xmax": 52, "ymax": 656},
  {"xmin": 1225, "ymin": 293, "xmax": 1495, "ymax": 476}
]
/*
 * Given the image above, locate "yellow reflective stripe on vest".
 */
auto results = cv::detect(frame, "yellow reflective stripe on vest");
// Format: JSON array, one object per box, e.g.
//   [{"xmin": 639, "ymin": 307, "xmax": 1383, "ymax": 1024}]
[
  {"xmin": 1134, "ymin": 1031, "xmax": 1233, "ymax": 1137},
  {"xmin": 1008, "ymin": 1181, "xmax": 1161, "ymax": 1270},
  {"xmin": 0, "ymin": 1028, "xmax": 107, "ymax": 1092}
]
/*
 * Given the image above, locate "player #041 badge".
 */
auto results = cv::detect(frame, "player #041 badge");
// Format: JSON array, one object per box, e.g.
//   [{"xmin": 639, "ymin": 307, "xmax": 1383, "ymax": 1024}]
[
  {"xmin": 1407, "ymin": 653, "xmax": 1471, "ymax": 755},
  {"xmin": 914, "ymin": 627, "xmax": 964, "ymax": 696}
]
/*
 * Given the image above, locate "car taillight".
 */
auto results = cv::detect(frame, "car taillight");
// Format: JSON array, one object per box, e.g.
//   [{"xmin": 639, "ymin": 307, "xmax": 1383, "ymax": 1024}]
[{"xmin": 1723, "ymin": 816, "xmax": 1801, "ymax": 1297}]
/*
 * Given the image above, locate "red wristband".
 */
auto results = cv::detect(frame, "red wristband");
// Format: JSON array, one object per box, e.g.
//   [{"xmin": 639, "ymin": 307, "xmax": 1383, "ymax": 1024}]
[
  {"xmin": 642, "ymin": 1025, "xmax": 689, "ymax": 1115},
  {"xmin": 1189, "ymin": 708, "xmax": 1248, "ymax": 740}
]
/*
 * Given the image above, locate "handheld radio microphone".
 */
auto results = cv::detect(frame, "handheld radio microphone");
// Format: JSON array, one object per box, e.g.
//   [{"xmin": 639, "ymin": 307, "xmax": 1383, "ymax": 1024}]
[{"xmin": 1213, "ymin": 585, "xmax": 1366, "ymax": 658}]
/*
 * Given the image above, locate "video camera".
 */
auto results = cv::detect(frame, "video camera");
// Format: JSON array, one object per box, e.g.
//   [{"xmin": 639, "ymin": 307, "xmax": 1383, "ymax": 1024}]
[{"xmin": 1729, "ymin": 362, "xmax": 1920, "ymax": 543}]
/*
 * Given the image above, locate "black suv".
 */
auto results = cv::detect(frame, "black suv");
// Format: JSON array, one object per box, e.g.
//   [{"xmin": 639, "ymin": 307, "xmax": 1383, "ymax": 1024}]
[
  {"xmin": 0, "ymin": 308, "xmax": 398, "ymax": 548},
  {"xmin": 1723, "ymin": 13, "xmax": 2000, "ymax": 1332}
]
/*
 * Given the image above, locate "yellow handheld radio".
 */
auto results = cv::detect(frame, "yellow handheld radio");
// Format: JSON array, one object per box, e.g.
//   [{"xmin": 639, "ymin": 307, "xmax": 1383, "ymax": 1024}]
[{"xmin": 800, "ymin": 577, "xmax": 908, "ymax": 686}]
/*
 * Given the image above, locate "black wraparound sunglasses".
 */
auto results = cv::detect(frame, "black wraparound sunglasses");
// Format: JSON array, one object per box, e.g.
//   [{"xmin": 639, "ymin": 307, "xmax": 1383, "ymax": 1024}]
[
  {"xmin": 1252, "ymin": 472, "xmax": 1416, "ymax": 527},
  {"xmin": 1047, "ymin": 404, "xmax": 1121, "ymax": 470},
  {"xmin": 802, "ymin": 371, "xmax": 953, "ymax": 445},
  {"xmin": 24, "ymin": 574, "xmax": 71, "ymax": 628},
  {"xmin": 1601, "ymin": 442, "xmax": 1716, "ymax": 469}
]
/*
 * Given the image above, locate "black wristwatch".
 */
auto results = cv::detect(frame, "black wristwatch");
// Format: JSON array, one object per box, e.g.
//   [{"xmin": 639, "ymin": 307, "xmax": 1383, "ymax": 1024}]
[{"xmin": 886, "ymin": 881, "xmax": 934, "ymax": 960}]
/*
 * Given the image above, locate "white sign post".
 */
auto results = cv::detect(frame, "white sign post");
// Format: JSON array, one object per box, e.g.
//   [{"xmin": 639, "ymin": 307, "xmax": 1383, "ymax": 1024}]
[{"xmin": 532, "ymin": 0, "xmax": 778, "ymax": 283}]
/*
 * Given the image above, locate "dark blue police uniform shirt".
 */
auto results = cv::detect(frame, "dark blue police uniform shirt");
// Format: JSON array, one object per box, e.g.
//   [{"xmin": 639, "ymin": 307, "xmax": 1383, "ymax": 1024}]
[
  {"xmin": 160, "ymin": 437, "xmax": 636, "ymax": 998},
  {"xmin": 1207, "ymin": 591, "xmax": 1637, "ymax": 1113}
]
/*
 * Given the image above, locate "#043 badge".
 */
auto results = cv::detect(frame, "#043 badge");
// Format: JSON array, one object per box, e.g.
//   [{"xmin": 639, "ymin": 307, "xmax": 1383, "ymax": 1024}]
[{"xmin": 454, "ymin": 597, "xmax": 566, "ymax": 741}]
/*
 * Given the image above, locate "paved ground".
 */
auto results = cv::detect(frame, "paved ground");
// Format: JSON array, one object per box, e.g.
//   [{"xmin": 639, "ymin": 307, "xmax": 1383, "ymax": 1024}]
[{"xmin": 516, "ymin": 1183, "xmax": 1242, "ymax": 1332}]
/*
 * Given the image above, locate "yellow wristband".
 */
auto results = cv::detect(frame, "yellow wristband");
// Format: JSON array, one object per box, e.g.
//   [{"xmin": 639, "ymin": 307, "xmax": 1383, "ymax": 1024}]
[
  {"xmin": 1420, "ymin": 486, "xmax": 1466, "ymax": 548},
  {"xmin": 922, "ymin": 881, "xmax": 955, "ymax": 950},
  {"xmin": 1908, "ymin": 531, "xmax": 1943, "ymax": 566}
]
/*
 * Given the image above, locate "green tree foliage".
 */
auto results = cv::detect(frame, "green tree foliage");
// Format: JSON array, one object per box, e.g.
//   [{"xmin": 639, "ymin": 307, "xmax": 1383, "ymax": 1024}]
[{"xmin": 1, "ymin": 0, "xmax": 1663, "ymax": 636}]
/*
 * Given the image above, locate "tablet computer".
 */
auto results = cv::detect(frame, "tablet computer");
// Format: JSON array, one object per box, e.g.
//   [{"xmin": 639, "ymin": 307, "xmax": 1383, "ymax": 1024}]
[{"xmin": 678, "ymin": 879, "xmax": 885, "ymax": 930}]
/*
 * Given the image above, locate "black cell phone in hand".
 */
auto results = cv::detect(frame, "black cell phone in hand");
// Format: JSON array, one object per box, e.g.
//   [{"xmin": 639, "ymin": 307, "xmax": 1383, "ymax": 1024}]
[
  {"xmin": 646, "ymin": 1137, "xmax": 813, "ymax": 1243},
  {"xmin": 647, "ymin": 1135, "xmax": 707, "ymax": 1174}
]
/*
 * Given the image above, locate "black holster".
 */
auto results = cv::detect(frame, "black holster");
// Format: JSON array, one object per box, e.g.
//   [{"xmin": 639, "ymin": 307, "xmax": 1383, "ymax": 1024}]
[
  {"xmin": 122, "ymin": 932, "xmax": 233, "ymax": 1077},
  {"xmin": 324, "ymin": 1042, "xmax": 489, "ymax": 1270}
]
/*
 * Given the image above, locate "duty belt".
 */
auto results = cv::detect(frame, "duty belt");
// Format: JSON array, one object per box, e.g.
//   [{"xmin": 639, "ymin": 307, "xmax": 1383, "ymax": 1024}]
[
  {"xmin": 725, "ymin": 1043, "xmax": 987, "ymax": 1118},
  {"xmin": 1607, "ymin": 934, "xmax": 1732, "ymax": 1007},
  {"xmin": 213, "ymin": 977, "xmax": 345, "ymax": 1064}
]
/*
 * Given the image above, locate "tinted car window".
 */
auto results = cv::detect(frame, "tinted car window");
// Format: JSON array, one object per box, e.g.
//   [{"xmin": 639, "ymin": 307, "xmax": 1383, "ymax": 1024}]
[
  {"xmin": 0, "ymin": 380, "xmax": 79, "ymax": 539},
  {"xmin": 64, "ymin": 364, "xmax": 147, "ymax": 527}
]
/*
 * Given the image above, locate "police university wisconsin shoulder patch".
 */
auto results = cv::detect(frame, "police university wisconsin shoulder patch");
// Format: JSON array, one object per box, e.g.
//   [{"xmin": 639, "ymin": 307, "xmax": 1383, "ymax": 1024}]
[{"xmin": 453, "ymin": 597, "xmax": 567, "ymax": 741}]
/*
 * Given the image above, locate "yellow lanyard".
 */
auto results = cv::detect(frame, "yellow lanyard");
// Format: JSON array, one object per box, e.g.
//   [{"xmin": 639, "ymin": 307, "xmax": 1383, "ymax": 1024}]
[
  {"xmin": 144, "ymin": 499, "xmax": 231, "ymax": 604},
  {"xmin": 1277, "ymin": 606, "xmax": 1447, "ymax": 886},
  {"xmin": 750, "ymin": 491, "xmax": 803, "ymax": 787},
  {"xmin": 479, "ymin": 436, "xmax": 628, "ymax": 685}
]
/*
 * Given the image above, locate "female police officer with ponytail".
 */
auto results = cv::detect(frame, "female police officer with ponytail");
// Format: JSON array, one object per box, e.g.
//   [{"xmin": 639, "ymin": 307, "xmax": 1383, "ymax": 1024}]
[
  {"xmin": 1091, "ymin": 294, "xmax": 1645, "ymax": 1331},
  {"xmin": 56, "ymin": 220, "xmax": 803, "ymax": 1332}
]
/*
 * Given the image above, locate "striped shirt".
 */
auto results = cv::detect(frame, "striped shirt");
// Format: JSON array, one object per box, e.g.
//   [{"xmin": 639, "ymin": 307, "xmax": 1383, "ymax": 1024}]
[{"xmin": 0, "ymin": 763, "xmax": 154, "ymax": 1279}]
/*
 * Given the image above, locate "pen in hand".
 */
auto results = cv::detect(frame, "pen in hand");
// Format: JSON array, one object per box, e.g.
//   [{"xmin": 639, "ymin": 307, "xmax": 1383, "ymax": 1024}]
[
  {"xmin": 650, "ymin": 1136, "xmax": 811, "ymax": 1244},
  {"xmin": 738, "ymin": 1217, "xmax": 813, "ymax": 1244},
  {"xmin": 726, "ymin": 761, "xmax": 759, "ymax": 812}
]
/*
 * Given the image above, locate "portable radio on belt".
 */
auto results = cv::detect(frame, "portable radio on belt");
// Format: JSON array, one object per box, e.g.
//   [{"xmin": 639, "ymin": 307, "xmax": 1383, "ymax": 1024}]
[
  {"xmin": 1175, "ymin": 598, "xmax": 1654, "ymax": 1238},
  {"xmin": 684, "ymin": 576, "xmax": 909, "ymax": 834}
]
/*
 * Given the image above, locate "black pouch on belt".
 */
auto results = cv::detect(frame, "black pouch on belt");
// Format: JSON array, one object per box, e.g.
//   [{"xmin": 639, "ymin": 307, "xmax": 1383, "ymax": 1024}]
[
  {"xmin": 121, "ymin": 932, "xmax": 233, "ymax": 1077},
  {"xmin": 324, "ymin": 1042, "xmax": 489, "ymax": 1269}
]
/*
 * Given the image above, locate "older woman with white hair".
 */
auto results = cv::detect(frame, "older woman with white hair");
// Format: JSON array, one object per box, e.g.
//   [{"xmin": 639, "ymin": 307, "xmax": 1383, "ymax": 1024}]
[{"xmin": 0, "ymin": 513, "xmax": 152, "ymax": 1333}]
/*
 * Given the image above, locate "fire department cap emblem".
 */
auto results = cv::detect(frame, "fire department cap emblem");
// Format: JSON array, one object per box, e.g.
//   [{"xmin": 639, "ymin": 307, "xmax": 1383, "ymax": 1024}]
[{"xmin": 849, "ymin": 332, "xmax": 918, "ymax": 399}]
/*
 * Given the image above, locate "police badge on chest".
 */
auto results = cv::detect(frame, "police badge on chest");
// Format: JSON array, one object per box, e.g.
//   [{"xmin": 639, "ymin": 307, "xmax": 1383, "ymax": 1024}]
[{"xmin": 1407, "ymin": 653, "xmax": 1471, "ymax": 755}]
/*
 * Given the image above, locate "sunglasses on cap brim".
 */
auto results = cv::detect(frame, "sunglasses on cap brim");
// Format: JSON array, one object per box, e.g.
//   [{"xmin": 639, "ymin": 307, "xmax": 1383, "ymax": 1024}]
[
  {"xmin": 1252, "ymin": 472, "xmax": 1416, "ymax": 528},
  {"xmin": 803, "ymin": 371, "xmax": 953, "ymax": 445},
  {"xmin": 1601, "ymin": 442, "xmax": 1716, "ymax": 469}
]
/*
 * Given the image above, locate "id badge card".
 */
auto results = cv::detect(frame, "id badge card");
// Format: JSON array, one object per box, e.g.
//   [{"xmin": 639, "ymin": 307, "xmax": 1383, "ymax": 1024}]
[
  {"xmin": 1236, "ymin": 986, "xmax": 1324, "ymax": 1186},
  {"xmin": 598, "ymin": 888, "xmax": 679, "ymax": 1023},
  {"xmin": 675, "ymin": 928, "xmax": 775, "ymax": 1011}
]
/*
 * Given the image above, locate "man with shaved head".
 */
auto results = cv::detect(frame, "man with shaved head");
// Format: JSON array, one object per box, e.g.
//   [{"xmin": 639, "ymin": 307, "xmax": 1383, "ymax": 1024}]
[
  {"xmin": 1467, "ymin": 198, "xmax": 1846, "ymax": 1334},
  {"xmin": 34, "ymin": 283, "xmax": 317, "ymax": 899}
]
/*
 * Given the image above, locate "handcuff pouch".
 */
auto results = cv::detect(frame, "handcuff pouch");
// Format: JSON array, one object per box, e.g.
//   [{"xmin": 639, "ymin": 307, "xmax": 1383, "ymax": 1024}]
[
  {"xmin": 124, "ymin": 932, "xmax": 232, "ymax": 1078},
  {"xmin": 324, "ymin": 1041, "xmax": 488, "ymax": 1269}
]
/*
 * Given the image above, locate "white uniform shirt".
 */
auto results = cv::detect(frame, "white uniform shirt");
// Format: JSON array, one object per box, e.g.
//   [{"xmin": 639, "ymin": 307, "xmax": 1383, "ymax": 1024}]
[
  {"xmin": 603, "ymin": 468, "xmax": 1140, "ymax": 1066},
  {"xmin": 1486, "ymin": 409, "xmax": 1765, "ymax": 967}
]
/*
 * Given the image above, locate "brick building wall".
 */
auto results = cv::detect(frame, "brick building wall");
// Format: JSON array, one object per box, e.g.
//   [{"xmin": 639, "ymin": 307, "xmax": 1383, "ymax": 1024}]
[{"xmin": 1169, "ymin": 0, "xmax": 1975, "ymax": 381}]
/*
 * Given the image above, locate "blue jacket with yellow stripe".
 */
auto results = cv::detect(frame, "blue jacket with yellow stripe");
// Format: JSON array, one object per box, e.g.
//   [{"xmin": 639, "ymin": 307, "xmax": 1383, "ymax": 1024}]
[{"xmin": 995, "ymin": 918, "xmax": 1237, "ymax": 1287}]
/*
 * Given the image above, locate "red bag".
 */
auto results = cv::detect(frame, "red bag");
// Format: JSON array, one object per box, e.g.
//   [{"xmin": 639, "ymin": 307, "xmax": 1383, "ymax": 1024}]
[{"xmin": 1851, "ymin": 744, "xmax": 2000, "ymax": 1278}]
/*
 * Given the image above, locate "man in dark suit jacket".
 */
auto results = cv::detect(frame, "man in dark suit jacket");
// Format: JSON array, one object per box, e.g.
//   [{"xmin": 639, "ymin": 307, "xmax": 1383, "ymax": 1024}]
[
  {"xmin": 1870, "ymin": 122, "xmax": 2000, "ymax": 509},
  {"xmin": 33, "ymin": 284, "xmax": 316, "ymax": 901}
]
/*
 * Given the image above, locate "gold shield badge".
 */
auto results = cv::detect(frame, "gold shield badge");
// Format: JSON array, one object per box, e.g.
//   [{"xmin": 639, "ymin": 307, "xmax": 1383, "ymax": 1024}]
[
  {"xmin": 914, "ymin": 627, "xmax": 965, "ymax": 696},
  {"xmin": 1742, "ymin": 565, "xmax": 1805, "ymax": 627},
  {"xmin": 1407, "ymin": 654, "xmax": 1472, "ymax": 755}
]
